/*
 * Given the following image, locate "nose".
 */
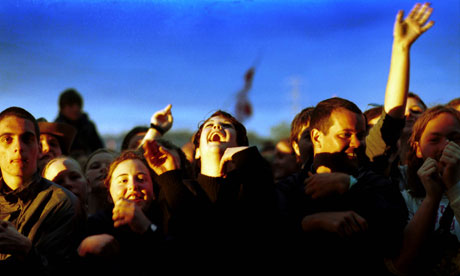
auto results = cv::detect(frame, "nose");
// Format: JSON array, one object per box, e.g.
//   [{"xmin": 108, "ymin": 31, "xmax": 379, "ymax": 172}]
[
  {"xmin": 127, "ymin": 178, "xmax": 140, "ymax": 192},
  {"xmin": 13, "ymin": 138, "xmax": 25, "ymax": 153},
  {"xmin": 213, "ymin": 123, "xmax": 222, "ymax": 130},
  {"xmin": 349, "ymin": 135, "xmax": 362, "ymax": 149},
  {"xmin": 41, "ymin": 141, "xmax": 50, "ymax": 154}
]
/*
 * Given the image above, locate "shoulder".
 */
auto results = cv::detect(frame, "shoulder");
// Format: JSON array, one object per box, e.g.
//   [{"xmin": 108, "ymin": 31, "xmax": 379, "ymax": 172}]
[{"xmin": 36, "ymin": 178, "xmax": 79, "ymax": 210}]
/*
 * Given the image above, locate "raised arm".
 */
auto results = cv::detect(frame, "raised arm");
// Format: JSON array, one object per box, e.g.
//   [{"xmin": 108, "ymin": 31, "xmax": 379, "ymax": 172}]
[
  {"xmin": 138, "ymin": 104, "xmax": 173, "ymax": 148},
  {"xmin": 384, "ymin": 2, "xmax": 434, "ymax": 118}
]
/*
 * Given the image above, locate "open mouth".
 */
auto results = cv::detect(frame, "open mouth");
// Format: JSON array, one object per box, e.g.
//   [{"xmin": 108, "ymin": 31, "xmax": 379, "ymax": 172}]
[{"xmin": 209, "ymin": 132, "xmax": 223, "ymax": 142}]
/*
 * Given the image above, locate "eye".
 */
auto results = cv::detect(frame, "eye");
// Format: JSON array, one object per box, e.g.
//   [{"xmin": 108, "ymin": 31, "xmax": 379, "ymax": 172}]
[
  {"xmin": 204, "ymin": 123, "xmax": 213, "ymax": 128},
  {"xmin": 221, "ymin": 123, "xmax": 233, "ymax": 129},
  {"xmin": 89, "ymin": 162, "xmax": 101, "ymax": 170},
  {"xmin": 0, "ymin": 135, "xmax": 13, "ymax": 144},
  {"xmin": 338, "ymin": 133, "xmax": 352, "ymax": 139}
]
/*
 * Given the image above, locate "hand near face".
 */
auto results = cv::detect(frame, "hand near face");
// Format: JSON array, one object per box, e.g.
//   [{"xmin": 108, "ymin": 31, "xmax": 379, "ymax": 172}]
[
  {"xmin": 301, "ymin": 211, "xmax": 368, "ymax": 238},
  {"xmin": 417, "ymin": 157, "xmax": 444, "ymax": 201},
  {"xmin": 143, "ymin": 139, "xmax": 179, "ymax": 175},
  {"xmin": 219, "ymin": 146, "xmax": 248, "ymax": 176},
  {"xmin": 0, "ymin": 220, "xmax": 32, "ymax": 258},
  {"xmin": 393, "ymin": 2, "xmax": 434, "ymax": 48},
  {"xmin": 304, "ymin": 172, "xmax": 350, "ymax": 199},
  {"xmin": 112, "ymin": 199, "xmax": 151, "ymax": 234},
  {"xmin": 439, "ymin": 141, "xmax": 460, "ymax": 189}
]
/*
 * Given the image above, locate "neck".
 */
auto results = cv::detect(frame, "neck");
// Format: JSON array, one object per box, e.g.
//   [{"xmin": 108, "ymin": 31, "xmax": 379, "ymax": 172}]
[
  {"xmin": 200, "ymin": 152, "xmax": 224, "ymax": 177},
  {"xmin": 2, "ymin": 174, "xmax": 30, "ymax": 191}
]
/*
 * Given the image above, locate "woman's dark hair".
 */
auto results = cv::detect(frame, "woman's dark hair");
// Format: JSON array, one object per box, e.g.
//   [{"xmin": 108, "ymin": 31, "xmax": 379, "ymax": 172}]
[{"xmin": 406, "ymin": 105, "xmax": 460, "ymax": 197}]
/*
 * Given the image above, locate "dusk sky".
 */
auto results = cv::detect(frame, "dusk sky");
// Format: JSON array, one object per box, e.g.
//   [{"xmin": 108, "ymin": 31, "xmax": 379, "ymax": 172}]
[{"xmin": 1, "ymin": 0, "xmax": 459, "ymax": 138}]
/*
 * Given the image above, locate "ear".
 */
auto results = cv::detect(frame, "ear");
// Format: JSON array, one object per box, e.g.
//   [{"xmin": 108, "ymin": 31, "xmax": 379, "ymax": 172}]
[
  {"xmin": 292, "ymin": 141, "xmax": 300, "ymax": 158},
  {"xmin": 195, "ymin": 147, "xmax": 201, "ymax": 159},
  {"xmin": 311, "ymin": 128, "xmax": 322, "ymax": 150},
  {"xmin": 415, "ymin": 141, "xmax": 423, "ymax": 159}
]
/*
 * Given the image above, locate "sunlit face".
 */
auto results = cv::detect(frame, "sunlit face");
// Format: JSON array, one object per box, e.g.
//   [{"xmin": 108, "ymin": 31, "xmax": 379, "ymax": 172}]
[
  {"xmin": 43, "ymin": 158, "xmax": 88, "ymax": 203},
  {"xmin": 415, "ymin": 113, "xmax": 460, "ymax": 161},
  {"xmin": 61, "ymin": 104, "xmax": 82, "ymax": 121},
  {"xmin": 39, "ymin": 134, "xmax": 62, "ymax": 169},
  {"xmin": 0, "ymin": 116, "xmax": 40, "ymax": 183},
  {"xmin": 109, "ymin": 159, "xmax": 154, "ymax": 211},
  {"xmin": 313, "ymin": 108, "xmax": 366, "ymax": 164},
  {"xmin": 404, "ymin": 97, "xmax": 426, "ymax": 132},
  {"xmin": 273, "ymin": 140, "xmax": 299, "ymax": 180},
  {"xmin": 195, "ymin": 115, "xmax": 238, "ymax": 159},
  {"xmin": 85, "ymin": 152, "xmax": 115, "ymax": 191}
]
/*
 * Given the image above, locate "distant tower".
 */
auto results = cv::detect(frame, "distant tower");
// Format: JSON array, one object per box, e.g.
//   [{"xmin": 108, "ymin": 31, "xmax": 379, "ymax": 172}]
[{"xmin": 289, "ymin": 76, "xmax": 301, "ymax": 116}]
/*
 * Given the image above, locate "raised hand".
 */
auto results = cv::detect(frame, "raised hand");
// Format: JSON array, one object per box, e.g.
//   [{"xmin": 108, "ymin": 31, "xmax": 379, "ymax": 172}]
[
  {"xmin": 393, "ymin": 2, "xmax": 434, "ymax": 48},
  {"xmin": 151, "ymin": 104, "xmax": 173, "ymax": 134}
]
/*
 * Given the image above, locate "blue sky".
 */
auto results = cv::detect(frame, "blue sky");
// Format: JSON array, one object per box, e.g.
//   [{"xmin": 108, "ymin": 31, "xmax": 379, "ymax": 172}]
[{"xmin": 1, "ymin": 0, "xmax": 459, "ymax": 137}]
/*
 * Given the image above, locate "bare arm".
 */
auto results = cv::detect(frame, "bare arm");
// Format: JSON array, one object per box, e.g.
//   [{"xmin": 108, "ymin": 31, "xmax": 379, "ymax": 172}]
[{"xmin": 384, "ymin": 3, "xmax": 434, "ymax": 118}]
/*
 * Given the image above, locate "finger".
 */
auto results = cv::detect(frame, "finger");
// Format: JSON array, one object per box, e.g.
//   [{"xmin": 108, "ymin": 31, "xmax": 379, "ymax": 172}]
[
  {"xmin": 408, "ymin": 3, "xmax": 421, "ymax": 19},
  {"xmin": 414, "ymin": 2, "xmax": 430, "ymax": 21},
  {"xmin": 418, "ymin": 6, "xmax": 433, "ymax": 24},
  {"xmin": 163, "ymin": 104, "xmax": 172, "ymax": 114},
  {"xmin": 395, "ymin": 10, "xmax": 404, "ymax": 24},
  {"xmin": 421, "ymin": 20, "xmax": 435, "ymax": 32},
  {"xmin": 352, "ymin": 213, "xmax": 368, "ymax": 232}
]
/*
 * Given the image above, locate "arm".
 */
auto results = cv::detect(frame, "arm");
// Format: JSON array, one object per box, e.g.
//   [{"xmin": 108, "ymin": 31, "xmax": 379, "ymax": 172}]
[
  {"xmin": 384, "ymin": 2, "xmax": 434, "ymax": 118},
  {"xmin": 301, "ymin": 211, "xmax": 368, "ymax": 238},
  {"xmin": 390, "ymin": 157, "xmax": 444, "ymax": 274},
  {"xmin": 304, "ymin": 172, "xmax": 354, "ymax": 199}
]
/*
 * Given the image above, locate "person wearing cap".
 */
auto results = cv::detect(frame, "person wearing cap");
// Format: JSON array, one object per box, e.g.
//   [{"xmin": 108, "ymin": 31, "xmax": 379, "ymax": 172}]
[{"xmin": 37, "ymin": 118, "xmax": 77, "ymax": 173}]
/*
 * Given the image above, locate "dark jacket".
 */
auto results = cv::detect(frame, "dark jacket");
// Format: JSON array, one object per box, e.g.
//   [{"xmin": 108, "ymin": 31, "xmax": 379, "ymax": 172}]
[
  {"xmin": 0, "ymin": 175, "xmax": 85, "ymax": 275},
  {"xmin": 55, "ymin": 112, "xmax": 104, "ymax": 157}
]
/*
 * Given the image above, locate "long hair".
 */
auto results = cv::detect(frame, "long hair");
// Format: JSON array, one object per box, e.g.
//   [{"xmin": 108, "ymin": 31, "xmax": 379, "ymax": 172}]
[{"xmin": 406, "ymin": 105, "xmax": 460, "ymax": 197}]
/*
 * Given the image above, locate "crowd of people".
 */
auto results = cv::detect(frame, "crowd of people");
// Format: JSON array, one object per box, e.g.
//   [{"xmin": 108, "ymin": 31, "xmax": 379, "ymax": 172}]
[{"xmin": 1, "ymin": 3, "xmax": 460, "ymax": 275}]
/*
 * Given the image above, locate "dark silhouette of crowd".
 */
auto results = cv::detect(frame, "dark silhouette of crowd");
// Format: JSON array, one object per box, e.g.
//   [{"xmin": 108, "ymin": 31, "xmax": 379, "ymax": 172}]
[{"xmin": 2, "ymin": 3, "xmax": 460, "ymax": 276}]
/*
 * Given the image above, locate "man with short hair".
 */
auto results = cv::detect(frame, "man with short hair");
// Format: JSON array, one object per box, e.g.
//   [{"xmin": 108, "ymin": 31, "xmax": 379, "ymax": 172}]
[
  {"xmin": 0, "ymin": 107, "xmax": 84, "ymax": 274},
  {"xmin": 293, "ymin": 97, "xmax": 407, "ymax": 274},
  {"xmin": 54, "ymin": 88, "xmax": 104, "ymax": 160}
]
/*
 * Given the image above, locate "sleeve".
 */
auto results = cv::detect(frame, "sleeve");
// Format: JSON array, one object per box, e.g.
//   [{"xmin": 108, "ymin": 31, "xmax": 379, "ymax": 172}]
[{"xmin": 365, "ymin": 110, "xmax": 405, "ymax": 162}]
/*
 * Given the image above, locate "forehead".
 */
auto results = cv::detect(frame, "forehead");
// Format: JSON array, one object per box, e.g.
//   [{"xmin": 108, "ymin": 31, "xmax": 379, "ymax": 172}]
[
  {"xmin": 40, "ymin": 133, "xmax": 59, "ymax": 141},
  {"xmin": 407, "ymin": 97, "xmax": 425, "ymax": 109},
  {"xmin": 328, "ymin": 108, "xmax": 365, "ymax": 133},
  {"xmin": 113, "ymin": 159, "xmax": 149, "ymax": 176},
  {"xmin": 205, "ymin": 115, "xmax": 233, "ymax": 124},
  {"xmin": 88, "ymin": 152, "xmax": 115, "ymax": 164},
  {"xmin": 0, "ymin": 116, "xmax": 36, "ymax": 136},
  {"xmin": 422, "ymin": 113, "xmax": 460, "ymax": 136},
  {"xmin": 45, "ymin": 158, "xmax": 81, "ymax": 178}
]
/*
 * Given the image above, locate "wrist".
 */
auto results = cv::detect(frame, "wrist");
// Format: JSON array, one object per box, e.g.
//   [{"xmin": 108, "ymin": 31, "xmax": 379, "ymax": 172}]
[{"xmin": 150, "ymin": 123, "xmax": 166, "ymax": 135}]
